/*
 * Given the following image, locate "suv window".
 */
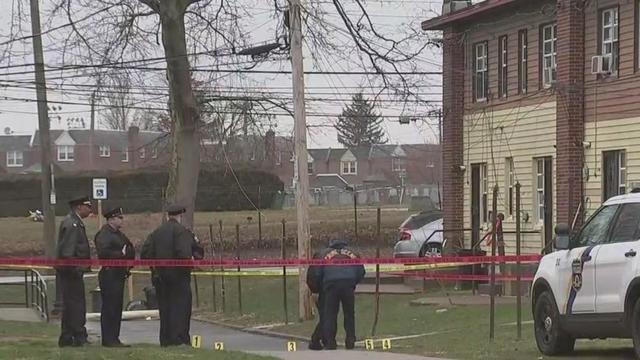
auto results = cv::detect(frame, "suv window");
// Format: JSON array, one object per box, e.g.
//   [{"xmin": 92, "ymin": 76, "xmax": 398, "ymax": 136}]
[
  {"xmin": 574, "ymin": 205, "xmax": 618, "ymax": 247},
  {"xmin": 610, "ymin": 203, "xmax": 640, "ymax": 243},
  {"xmin": 400, "ymin": 211, "xmax": 442, "ymax": 230}
]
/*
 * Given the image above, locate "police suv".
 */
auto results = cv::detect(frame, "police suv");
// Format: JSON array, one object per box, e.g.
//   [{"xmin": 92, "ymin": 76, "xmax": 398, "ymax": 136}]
[{"xmin": 532, "ymin": 192, "xmax": 640, "ymax": 357}]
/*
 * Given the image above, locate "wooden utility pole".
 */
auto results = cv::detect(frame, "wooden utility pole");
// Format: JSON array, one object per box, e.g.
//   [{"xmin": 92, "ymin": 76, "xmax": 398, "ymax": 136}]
[
  {"xmin": 29, "ymin": 0, "xmax": 55, "ymax": 258},
  {"xmin": 289, "ymin": 0, "xmax": 313, "ymax": 321}
]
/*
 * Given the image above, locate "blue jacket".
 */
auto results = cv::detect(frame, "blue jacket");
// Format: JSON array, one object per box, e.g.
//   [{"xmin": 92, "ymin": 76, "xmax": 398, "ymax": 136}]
[{"xmin": 312, "ymin": 240, "xmax": 366, "ymax": 289}]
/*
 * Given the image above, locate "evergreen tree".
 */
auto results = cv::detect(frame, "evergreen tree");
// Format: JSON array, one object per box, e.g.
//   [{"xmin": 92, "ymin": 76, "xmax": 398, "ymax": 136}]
[{"xmin": 335, "ymin": 92, "xmax": 387, "ymax": 147}]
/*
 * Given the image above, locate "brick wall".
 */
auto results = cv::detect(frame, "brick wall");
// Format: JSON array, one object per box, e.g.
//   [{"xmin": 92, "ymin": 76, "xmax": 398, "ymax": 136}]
[
  {"xmin": 442, "ymin": 25, "xmax": 466, "ymax": 248},
  {"xmin": 556, "ymin": 0, "xmax": 585, "ymax": 225}
]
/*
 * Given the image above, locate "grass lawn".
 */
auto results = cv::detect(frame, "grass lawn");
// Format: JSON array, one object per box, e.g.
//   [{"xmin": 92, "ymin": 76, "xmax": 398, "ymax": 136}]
[{"xmin": 0, "ymin": 320, "xmax": 277, "ymax": 360}]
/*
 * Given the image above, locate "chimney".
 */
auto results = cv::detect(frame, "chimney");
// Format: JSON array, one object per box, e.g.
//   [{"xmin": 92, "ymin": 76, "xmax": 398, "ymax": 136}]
[
  {"xmin": 442, "ymin": 0, "xmax": 472, "ymax": 15},
  {"xmin": 265, "ymin": 129, "xmax": 276, "ymax": 167},
  {"xmin": 128, "ymin": 126, "xmax": 139, "ymax": 169}
]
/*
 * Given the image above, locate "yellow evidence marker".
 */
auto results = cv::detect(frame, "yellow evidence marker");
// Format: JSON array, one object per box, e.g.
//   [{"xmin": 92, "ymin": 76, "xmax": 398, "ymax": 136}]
[
  {"xmin": 191, "ymin": 335, "xmax": 202, "ymax": 348},
  {"xmin": 382, "ymin": 339, "xmax": 392, "ymax": 350},
  {"xmin": 214, "ymin": 342, "xmax": 225, "ymax": 351},
  {"xmin": 365, "ymin": 339, "xmax": 375, "ymax": 350},
  {"xmin": 287, "ymin": 341, "xmax": 297, "ymax": 352}
]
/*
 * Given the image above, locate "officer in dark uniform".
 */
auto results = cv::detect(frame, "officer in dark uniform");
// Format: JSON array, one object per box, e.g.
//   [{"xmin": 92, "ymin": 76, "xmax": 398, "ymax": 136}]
[
  {"xmin": 56, "ymin": 196, "xmax": 93, "ymax": 347},
  {"xmin": 94, "ymin": 206, "xmax": 135, "ymax": 347},
  {"xmin": 141, "ymin": 205, "xmax": 204, "ymax": 347},
  {"xmin": 316, "ymin": 239, "xmax": 365, "ymax": 350},
  {"xmin": 306, "ymin": 250, "xmax": 324, "ymax": 350}
]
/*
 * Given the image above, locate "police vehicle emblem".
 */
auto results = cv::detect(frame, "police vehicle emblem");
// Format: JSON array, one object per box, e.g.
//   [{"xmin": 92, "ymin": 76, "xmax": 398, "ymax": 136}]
[{"xmin": 572, "ymin": 273, "xmax": 582, "ymax": 290}]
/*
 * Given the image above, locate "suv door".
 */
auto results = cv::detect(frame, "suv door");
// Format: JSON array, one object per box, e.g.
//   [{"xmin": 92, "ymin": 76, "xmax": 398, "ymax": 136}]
[
  {"xmin": 595, "ymin": 203, "xmax": 640, "ymax": 313},
  {"xmin": 559, "ymin": 205, "xmax": 619, "ymax": 314}
]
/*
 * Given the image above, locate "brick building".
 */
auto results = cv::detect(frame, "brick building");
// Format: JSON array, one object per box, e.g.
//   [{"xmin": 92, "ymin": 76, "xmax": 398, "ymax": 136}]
[{"xmin": 423, "ymin": 0, "xmax": 639, "ymax": 253}]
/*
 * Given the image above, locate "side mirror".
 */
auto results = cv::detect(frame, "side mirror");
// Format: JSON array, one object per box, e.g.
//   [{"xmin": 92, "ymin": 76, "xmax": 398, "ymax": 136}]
[{"xmin": 554, "ymin": 224, "xmax": 571, "ymax": 250}]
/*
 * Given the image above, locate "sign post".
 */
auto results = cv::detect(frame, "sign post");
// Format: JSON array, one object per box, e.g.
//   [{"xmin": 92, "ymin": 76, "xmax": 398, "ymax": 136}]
[{"xmin": 92, "ymin": 178, "xmax": 107, "ymax": 227}]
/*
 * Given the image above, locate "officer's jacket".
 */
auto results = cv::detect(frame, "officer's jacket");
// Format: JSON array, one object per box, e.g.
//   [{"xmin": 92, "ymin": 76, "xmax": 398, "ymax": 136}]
[
  {"xmin": 312, "ymin": 240, "xmax": 366, "ymax": 287},
  {"xmin": 141, "ymin": 219, "xmax": 204, "ymax": 275},
  {"xmin": 56, "ymin": 212, "xmax": 91, "ymax": 273},
  {"xmin": 306, "ymin": 251, "xmax": 323, "ymax": 294},
  {"xmin": 94, "ymin": 224, "xmax": 135, "ymax": 260}
]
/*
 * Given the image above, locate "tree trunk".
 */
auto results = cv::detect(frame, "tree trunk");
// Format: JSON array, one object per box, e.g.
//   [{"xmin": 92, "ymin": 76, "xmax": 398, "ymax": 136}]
[{"xmin": 158, "ymin": 0, "xmax": 200, "ymax": 228}]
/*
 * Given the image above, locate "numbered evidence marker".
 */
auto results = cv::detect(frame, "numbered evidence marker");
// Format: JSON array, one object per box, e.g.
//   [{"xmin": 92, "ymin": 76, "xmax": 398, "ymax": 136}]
[
  {"xmin": 191, "ymin": 335, "xmax": 202, "ymax": 348},
  {"xmin": 287, "ymin": 341, "xmax": 297, "ymax": 352},
  {"xmin": 214, "ymin": 342, "xmax": 225, "ymax": 351},
  {"xmin": 365, "ymin": 339, "xmax": 375, "ymax": 350},
  {"xmin": 382, "ymin": 339, "xmax": 392, "ymax": 350}
]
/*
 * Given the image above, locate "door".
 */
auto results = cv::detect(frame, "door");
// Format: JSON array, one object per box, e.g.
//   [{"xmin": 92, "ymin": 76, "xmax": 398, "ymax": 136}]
[
  {"xmin": 471, "ymin": 165, "xmax": 481, "ymax": 250},
  {"xmin": 558, "ymin": 204, "xmax": 619, "ymax": 314},
  {"xmin": 596, "ymin": 203, "xmax": 640, "ymax": 313}
]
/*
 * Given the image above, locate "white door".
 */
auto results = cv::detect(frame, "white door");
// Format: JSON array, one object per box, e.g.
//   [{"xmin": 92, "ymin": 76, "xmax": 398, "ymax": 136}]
[
  {"xmin": 596, "ymin": 203, "xmax": 640, "ymax": 313},
  {"xmin": 560, "ymin": 205, "xmax": 619, "ymax": 314}
]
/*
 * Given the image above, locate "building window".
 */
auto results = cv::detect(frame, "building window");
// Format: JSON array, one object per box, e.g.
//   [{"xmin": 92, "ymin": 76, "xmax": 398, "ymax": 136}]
[
  {"xmin": 541, "ymin": 24, "xmax": 557, "ymax": 87},
  {"xmin": 276, "ymin": 151, "xmax": 282, "ymax": 166},
  {"xmin": 307, "ymin": 162, "xmax": 314, "ymax": 175},
  {"xmin": 341, "ymin": 161, "xmax": 357, "ymax": 175},
  {"xmin": 535, "ymin": 158, "xmax": 546, "ymax": 223},
  {"xmin": 518, "ymin": 29, "xmax": 528, "ymax": 94},
  {"xmin": 392, "ymin": 157, "xmax": 406, "ymax": 172},
  {"xmin": 121, "ymin": 147, "xmax": 129, "ymax": 162},
  {"xmin": 57, "ymin": 145, "xmax": 74, "ymax": 162},
  {"xmin": 140, "ymin": 148, "xmax": 146, "ymax": 159},
  {"xmin": 480, "ymin": 164, "xmax": 488, "ymax": 223},
  {"xmin": 498, "ymin": 35, "xmax": 508, "ymax": 98},
  {"xmin": 99, "ymin": 145, "xmax": 110, "ymax": 157},
  {"xmin": 603, "ymin": 150, "xmax": 626, "ymax": 201},
  {"xmin": 505, "ymin": 157, "xmax": 515, "ymax": 216},
  {"xmin": 6, "ymin": 150, "xmax": 23, "ymax": 167},
  {"xmin": 601, "ymin": 7, "xmax": 619, "ymax": 74},
  {"xmin": 152, "ymin": 147, "xmax": 158, "ymax": 159},
  {"xmin": 474, "ymin": 42, "xmax": 489, "ymax": 101}
]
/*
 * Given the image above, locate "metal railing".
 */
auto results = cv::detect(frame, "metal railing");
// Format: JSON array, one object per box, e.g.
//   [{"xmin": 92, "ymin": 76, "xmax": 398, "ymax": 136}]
[{"xmin": 0, "ymin": 268, "xmax": 49, "ymax": 322}]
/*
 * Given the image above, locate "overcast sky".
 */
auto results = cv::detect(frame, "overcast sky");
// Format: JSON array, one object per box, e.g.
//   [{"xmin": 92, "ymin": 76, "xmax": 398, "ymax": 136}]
[{"xmin": 0, "ymin": 0, "xmax": 448, "ymax": 148}]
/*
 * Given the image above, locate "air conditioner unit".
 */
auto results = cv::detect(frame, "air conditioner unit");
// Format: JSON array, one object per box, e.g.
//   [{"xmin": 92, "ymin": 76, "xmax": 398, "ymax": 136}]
[
  {"xmin": 442, "ymin": 0, "xmax": 472, "ymax": 15},
  {"xmin": 591, "ymin": 55, "xmax": 610, "ymax": 74}
]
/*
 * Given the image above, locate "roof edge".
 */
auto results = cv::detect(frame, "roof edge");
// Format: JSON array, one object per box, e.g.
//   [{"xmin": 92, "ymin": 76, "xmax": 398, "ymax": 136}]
[{"xmin": 421, "ymin": 0, "xmax": 519, "ymax": 31}]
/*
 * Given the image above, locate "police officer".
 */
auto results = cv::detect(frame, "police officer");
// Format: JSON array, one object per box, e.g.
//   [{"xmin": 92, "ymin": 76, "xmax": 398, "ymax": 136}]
[
  {"xmin": 56, "ymin": 196, "xmax": 92, "ymax": 347},
  {"xmin": 306, "ymin": 250, "xmax": 324, "ymax": 350},
  {"xmin": 318, "ymin": 239, "xmax": 365, "ymax": 350},
  {"xmin": 94, "ymin": 206, "xmax": 135, "ymax": 347},
  {"xmin": 141, "ymin": 205, "xmax": 204, "ymax": 347}
]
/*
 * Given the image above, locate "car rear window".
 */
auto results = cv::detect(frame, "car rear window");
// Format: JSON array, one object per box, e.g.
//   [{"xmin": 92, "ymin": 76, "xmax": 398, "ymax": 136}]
[{"xmin": 401, "ymin": 211, "xmax": 442, "ymax": 230}]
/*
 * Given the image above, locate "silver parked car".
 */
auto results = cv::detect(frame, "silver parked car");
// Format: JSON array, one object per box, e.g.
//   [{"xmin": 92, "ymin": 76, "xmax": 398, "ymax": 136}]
[{"xmin": 393, "ymin": 211, "xmax": 444, "ymax": 258}]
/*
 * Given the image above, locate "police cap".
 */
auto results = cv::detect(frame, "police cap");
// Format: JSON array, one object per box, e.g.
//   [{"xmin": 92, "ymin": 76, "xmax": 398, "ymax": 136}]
[
  {"xmin": 68, "ymin": 196, "xmax": 92, "ymax": 208},
  {"xmin": 167, "ymin": 204, "xmax": 186, "ymax": 216},
  {"xmin": 104, "ymin": 206, "xmax": 124, "ymax": 219}
]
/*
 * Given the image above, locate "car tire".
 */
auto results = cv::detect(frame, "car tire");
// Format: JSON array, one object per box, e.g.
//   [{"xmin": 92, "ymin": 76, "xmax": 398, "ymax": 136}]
[
  {"xmin": 419, "ymin": 243, "xmax": 442, "ymax": 257},
  {"xmin": 534, "ymin": 291, "xmax": 575, "ymax": 355},
  {"xmin": 631, "ymin": 297, "xmax": 640, "ymax": 359}
]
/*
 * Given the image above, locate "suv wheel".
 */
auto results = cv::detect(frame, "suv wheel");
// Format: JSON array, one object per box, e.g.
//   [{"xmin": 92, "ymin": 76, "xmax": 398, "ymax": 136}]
[
  {"xmin": 419, "ymin": 243, "xmax": 442, "ymax": 257},
  {"xmin": 631, "ymin": 297, "xmax": 640, "ymax": 358},
  {"xmin": 534, "ymin": 291, "xmax": 575, "ymax": 355}
]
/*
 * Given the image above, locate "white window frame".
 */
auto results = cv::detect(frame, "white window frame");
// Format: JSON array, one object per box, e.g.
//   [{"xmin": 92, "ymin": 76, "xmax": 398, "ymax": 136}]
[
  {"xmin": 505, "ymin": 157, "xmax": 515, "ymax": 217},
  {"xmin": 140, "ymin": 147, "xmax": 146, "ymax": 159},
  {"xmin": 518, "ymin": 29, "xmax": 528, "ymax": 94},
  {"xmin": 276, "ymin": 151, "xmax": 282, "ymax": 166},
  {"xmin": 392, "ymin": 157, "xmax": 406, "ymax": 172},
  {"xmin": 307, "ymin": 161, "xmax": 314, "ymax": 175},
  {"xmin": 618, "ymin": 151, "xmax": 627, "ymax": 194},
  {"xmin": 535, "ymin": 158, "xmax": 546, "ymax": 223},
  {"xmin": 601, "ymin": 7, "xmax": 619, "ymax": 74},
  {"xmin": 498, "ymin": 35, "xmax": 508, "ymax": 98},
  {"xmin": 475, "ymin": 42, "xmax": 488, "ymax": 101},
  {"xmin": 57, "ymin": 145, "xmax": 74, "ymax": 162},
  {"xmin": 152, "ymin": 147, "xmax": 158, "ymax": 159},
  {"xmin": 542, "ymin": 24, "xmax": 557, "ymax": 87},
  {"xmin": 121, "ymin": 147, "xmax": 129, "ymax": 162},
  {"xmin": 341, "ymin": 160, "xmax": 357, "ymax": 175},
  {"xmin": 6, "ymin": 150, "xmax": 23, "ymax": 167},
  {"xmin": 99, "ymin": 145, "xmax": 110, "ymax": 158},
  {"xmin": 481, "ymin": 164, "xmax": 488, "ymax": 223}
]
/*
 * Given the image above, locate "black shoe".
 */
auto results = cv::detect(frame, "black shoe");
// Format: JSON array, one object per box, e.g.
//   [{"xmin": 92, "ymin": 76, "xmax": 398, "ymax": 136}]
[
  {"xmin": 345, "ymin": 342, "xmax": 355, "ymax": 350},
  {"xmin": 308, "ymin": 342, "xmax": 323, "ymax": 351},
  {"xmin": 58, "ymin": 339, "xmax": 74, "ymax": 348}
]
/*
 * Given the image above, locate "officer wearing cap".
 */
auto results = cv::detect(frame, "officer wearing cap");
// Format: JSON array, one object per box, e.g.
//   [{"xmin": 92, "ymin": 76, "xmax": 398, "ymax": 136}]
[
  {"xmin": 94, "ymin": 206, "xmax": 135, "ymax": 347},
  {"xmin": 56, "ymin": 195, "xmax": 93, "ymax": 347},
  {"xmin": 141, "ymin": 204, "xmax": 204, "ymax": 346}
]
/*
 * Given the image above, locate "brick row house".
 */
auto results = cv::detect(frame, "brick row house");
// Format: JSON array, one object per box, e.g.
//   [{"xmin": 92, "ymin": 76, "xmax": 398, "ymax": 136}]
[{"xmin": 423, "ymin": 0, "xmax": 640, "ymax": 254}]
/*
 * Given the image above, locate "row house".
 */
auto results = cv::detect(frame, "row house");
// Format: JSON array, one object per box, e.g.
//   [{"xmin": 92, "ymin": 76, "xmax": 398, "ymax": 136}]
[{"xmin": 423, "ymin": 0, "xmax": 640, "ymax": 254}]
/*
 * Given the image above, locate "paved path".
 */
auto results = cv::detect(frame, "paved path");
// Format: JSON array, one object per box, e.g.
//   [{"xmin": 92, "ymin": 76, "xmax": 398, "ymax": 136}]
[{"xmin": 86, "ymin": 319, "xmax": 446, "ymax": 360}]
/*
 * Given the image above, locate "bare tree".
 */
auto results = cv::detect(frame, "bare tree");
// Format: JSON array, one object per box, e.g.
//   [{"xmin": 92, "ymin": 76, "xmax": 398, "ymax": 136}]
[{"xmin": 100, "ymin": 72, "xmax": 137, "ymax": 130}]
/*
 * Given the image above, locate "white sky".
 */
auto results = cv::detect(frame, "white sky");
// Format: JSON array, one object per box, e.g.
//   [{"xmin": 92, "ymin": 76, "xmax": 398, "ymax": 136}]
[{"xmin": 0, "ymin": 0, "xmax": 448, "ymax": 148}]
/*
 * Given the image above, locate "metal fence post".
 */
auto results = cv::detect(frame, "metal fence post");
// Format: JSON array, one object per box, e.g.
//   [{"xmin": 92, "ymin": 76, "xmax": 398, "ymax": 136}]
[
  {"xmin": 489, "ymin": 185, "xmax": 498, "ymax": 340},
  {"xmin": 516, "ymin": 182, "xmax": 522, "ymax": 340},
  {"xmin": 236, "ymin": 224, "xmax": 243, "ymax": 315},
  {"xmin": 209, "ymin": 224, "xmax": 217, "ymax": 312},
  {"xmin": 219, "ymin": 220, "xmax": 226, "ymax": 313},
  {"xmin": 371, "ymin": 208, "xmax": 382, "ymax": 336},
  {"xmin": 282, "ymin": 219, "xmax": 289, "ymax": 324}
]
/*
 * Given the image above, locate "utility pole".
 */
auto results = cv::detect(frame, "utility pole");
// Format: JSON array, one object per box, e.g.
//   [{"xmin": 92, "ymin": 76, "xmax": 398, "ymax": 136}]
[
  {"xmin": 30, "ymin": 0, "xmax": 55, "ymax": 258},
  {"xmin": 289, "ymin": 0, "xmax": 313, "ymax": 321}
]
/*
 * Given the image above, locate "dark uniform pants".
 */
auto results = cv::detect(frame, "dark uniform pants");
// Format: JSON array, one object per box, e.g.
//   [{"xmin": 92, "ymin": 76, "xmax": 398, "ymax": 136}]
[
  {"xmin": 58, "ymin": 269, "xmax": 87, "ymax": 346},
  {"xmin": 155, "ymin": 270, "xmax": 192, "ymax": 346},
  {"xmin": 99, "ymin": 268, "xmax": 126, "ymax": 345},
  {"xmin": 310, "ymin": 292, "xmax": 325, "ymax": 346},
  {"xmin": 322, "ymin": 280, "xmax": 356, "ymax": 349}
]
